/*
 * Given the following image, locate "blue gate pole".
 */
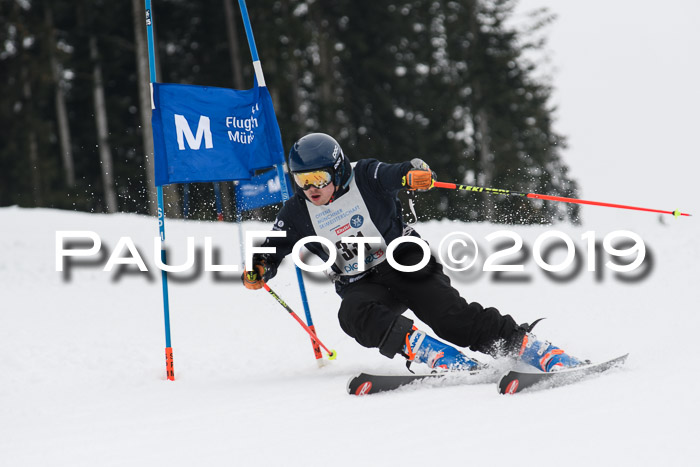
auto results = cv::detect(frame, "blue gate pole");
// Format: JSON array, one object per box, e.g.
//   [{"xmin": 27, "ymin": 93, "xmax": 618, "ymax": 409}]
[
  {"xmin": 145, "ymin": 1, "xmax": 175, "ymax": 380},
  {"xmin": 239, "ymin": 0, "xmax": 323, "ymax": 362}
]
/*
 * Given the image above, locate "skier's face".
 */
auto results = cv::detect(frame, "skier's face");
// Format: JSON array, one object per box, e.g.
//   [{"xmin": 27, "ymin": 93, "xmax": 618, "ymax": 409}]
[{"xmin": 304, "ymin": 182, "xmax": 335, "ymax": 206}]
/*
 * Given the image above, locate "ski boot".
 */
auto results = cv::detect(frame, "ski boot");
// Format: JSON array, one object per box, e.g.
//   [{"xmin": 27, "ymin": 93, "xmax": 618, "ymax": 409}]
[
  {"xmin": 404, "ymin": 328, "xmax": 480, "ymax": 371},
  {"xmin": 516, "ymin": 333, "xmax": 584, "ymax": 372}
]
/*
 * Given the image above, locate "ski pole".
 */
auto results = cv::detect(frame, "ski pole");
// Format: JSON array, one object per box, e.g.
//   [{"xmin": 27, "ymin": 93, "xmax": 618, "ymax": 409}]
[
  {"xmin": 262, "ymin": 282, "xmax": 337, "ymax": 360},
  {"xmin": 433, "ymin": 181, "xmax": 691, "ymax": 218}
]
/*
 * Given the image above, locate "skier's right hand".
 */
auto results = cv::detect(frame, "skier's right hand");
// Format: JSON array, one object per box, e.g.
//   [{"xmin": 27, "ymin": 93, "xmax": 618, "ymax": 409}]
[{"xmin": 242, "ymin": 262, "xmax": 267, "ymax": 290}]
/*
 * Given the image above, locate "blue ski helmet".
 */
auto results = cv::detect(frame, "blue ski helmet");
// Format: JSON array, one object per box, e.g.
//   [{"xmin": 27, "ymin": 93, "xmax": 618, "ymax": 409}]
[{"xmin": 288, "ymin": 133, "xmax": 352, "ymax": 189}]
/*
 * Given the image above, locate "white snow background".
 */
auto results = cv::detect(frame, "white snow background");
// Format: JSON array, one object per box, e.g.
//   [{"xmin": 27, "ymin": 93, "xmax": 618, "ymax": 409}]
[
  {"xmin": 1, "ymin": 208, "xmax": 698, "ymax": 466},
  {"xmin": 1, "ymin": 1, "xmax": 699, "ymax": 466}
]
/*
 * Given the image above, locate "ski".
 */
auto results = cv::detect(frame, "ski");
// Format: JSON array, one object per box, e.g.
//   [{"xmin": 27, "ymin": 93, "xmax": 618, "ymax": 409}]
[
  {"xmin": 347, "ymin": 368, "xmax": 497, "ymax": 396},
  {"xmin": 348, "ymin": 354, "xmax": 629, "ymax": 396},
  {"xmin": 497, "ymin": 354, "xmax": 629, "ymax": 395}
]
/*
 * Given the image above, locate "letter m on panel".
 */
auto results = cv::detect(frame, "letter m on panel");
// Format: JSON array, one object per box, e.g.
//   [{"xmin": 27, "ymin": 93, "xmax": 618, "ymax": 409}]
[{"xmin": 174, "ymin": 114, "xmax": 214, "ymax": 150}]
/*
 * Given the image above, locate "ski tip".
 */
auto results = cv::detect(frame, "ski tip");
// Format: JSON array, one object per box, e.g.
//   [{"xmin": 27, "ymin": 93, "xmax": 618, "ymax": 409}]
[
  {"xmin": 347, "ymin": 375, "xmax": 374, "ymax": 396},
  {"xmin": 617, "ymin": 353, "xmax": 630, "ymax": 366},
  {"xmin": 496, "ymin": 371, "xmax": 518, "ymax": 395},
  {"xmin": 346, "ymin": 373, "xmax": 366, "ymax": 396},
  {"xmin": 501, "ymin": 378, "xmax": 520, "ymax": 395},
  {"xmin": 497, "ymin": 353, "xmax": 630, "ymax": 395},
  {"xmin": 346, "ymin": 374, "xmax": 358, "ymax": 393}
]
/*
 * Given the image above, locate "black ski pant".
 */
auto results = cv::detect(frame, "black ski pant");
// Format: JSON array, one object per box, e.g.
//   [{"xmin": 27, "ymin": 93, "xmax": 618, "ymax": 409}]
[{"xmin": 337, "ymin": 246, "xmax": 520, "ymax": 358}]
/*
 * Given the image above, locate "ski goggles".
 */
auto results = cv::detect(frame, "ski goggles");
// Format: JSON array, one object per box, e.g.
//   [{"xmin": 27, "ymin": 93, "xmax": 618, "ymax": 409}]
[{"xmin": 293, "ymin": 169, "xmax": 333, "ymax": 190}]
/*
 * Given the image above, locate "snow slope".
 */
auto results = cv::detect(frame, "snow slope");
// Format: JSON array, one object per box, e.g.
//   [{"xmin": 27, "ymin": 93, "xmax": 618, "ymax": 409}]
[{"xmin": 1, "ymin": 206, "xmax": 698, "ymax": 466}]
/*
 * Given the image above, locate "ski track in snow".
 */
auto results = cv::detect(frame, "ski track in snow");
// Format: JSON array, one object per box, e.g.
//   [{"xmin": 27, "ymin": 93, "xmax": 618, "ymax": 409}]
[{"xmin": 0, "ymin": 206, "xmax": 698, "ymax": 466}]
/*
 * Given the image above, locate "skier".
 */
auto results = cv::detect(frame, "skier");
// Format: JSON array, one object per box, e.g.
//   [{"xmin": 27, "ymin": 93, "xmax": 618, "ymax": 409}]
[{"xmin": 242, "ymin": 133, "xmax": 583, "ymax": 373}]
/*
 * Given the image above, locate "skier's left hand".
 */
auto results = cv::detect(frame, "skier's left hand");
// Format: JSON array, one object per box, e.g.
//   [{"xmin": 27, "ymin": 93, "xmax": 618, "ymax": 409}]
[{"xmin": 404, "ymin": 158, "xmax": 436, "ymax": 191}]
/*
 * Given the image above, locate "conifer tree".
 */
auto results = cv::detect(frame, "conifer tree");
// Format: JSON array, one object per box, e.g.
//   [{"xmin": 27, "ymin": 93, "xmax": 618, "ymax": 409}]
[{"xmin": 0, "ymin": 0, "xmax": 579, "ymax": 224}]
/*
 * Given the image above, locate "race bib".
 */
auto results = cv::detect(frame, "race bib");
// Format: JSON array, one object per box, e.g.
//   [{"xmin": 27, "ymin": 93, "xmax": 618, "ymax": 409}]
[{"xmin": 306, "ymin": 176, "xmax": 388, "ymax": 275}]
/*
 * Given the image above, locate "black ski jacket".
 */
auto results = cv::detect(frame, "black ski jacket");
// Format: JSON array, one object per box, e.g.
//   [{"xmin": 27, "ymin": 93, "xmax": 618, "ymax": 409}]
[{"xmin": 255, "ymin": 158, "xmax": 420, "ymax": 293}]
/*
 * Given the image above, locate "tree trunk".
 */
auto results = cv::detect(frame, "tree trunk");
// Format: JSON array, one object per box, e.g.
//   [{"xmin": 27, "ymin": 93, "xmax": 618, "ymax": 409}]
[
  {"xmin": 22, "ymin": 71, "xmax": 43, "ymax": 206},
  {"xmin": 224, "ymin": 0, "xmax": 246, "ymax": 90},
  {"xmin": 310, "ymin": 5, "xmax": 333, "ymax": 127},
  {"xmin": 131, "ymin": 0, "xmax": 158, "ymax": 216},
  {"xmin": 468, "ymin": 2, "xmax": 494, "ymax": 221},
  {"xmin": 221, "ymin": 0, "xmax": 250, "ymax": 221},
  {"xmin": 44, "ymin": 1, "xmax": 75, "ymax": 188},
  {"xmin": 27, "ymin": 132, "xmax": 42, "ymax": 205},
  {"xmin": 475, "ymin": 107, "xmax": 495, "ymax": 219},
  {"xmin": 90, "ymin": 36, "xmax": 118, "ymax": 213}
]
